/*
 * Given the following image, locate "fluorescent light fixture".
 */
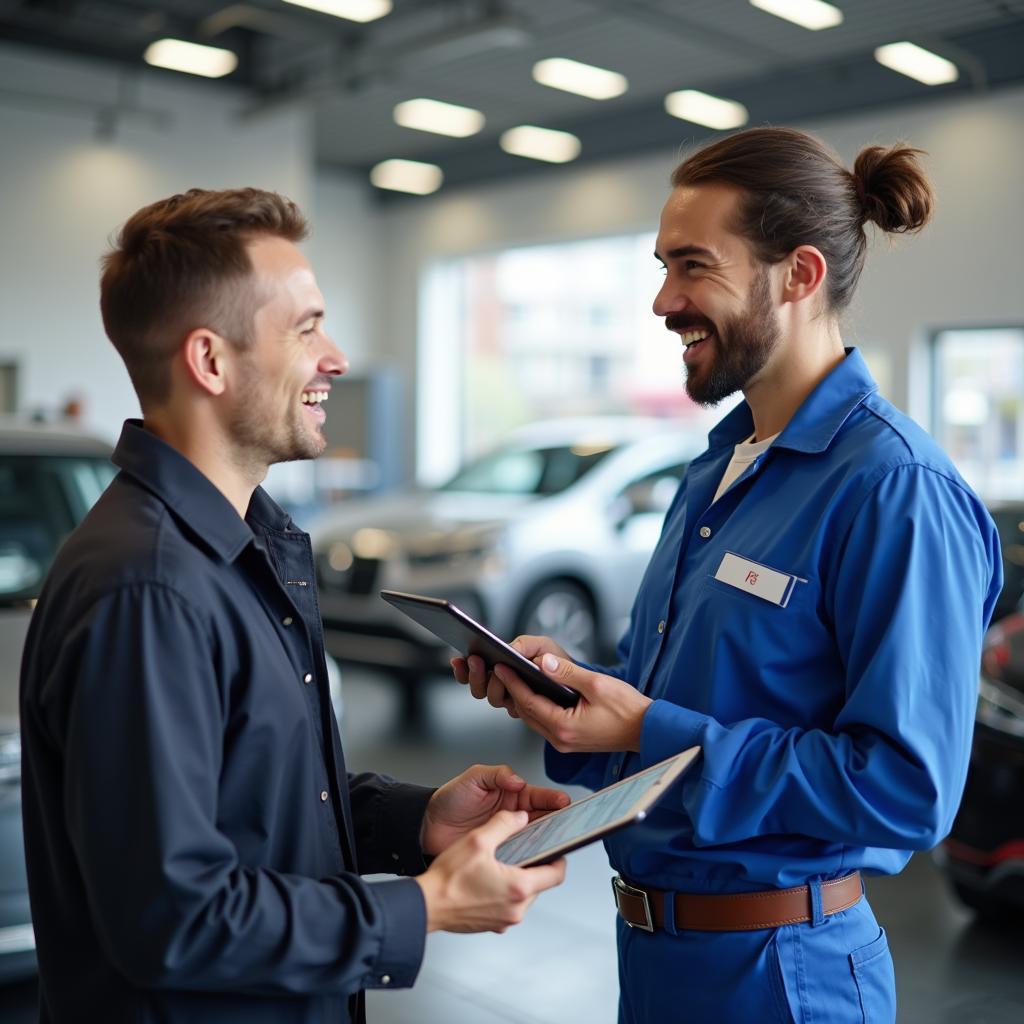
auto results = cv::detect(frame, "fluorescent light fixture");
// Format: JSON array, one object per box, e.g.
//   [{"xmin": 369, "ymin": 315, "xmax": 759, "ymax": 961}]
[
  {"xmin": 369, "ymin": 159, "xmax": 443, "ymax": 195},
  {"xmin": 282, "ymin": 0, "xmax": 392, "ymax": 23},
  {"xmin": 664, "ymin": 89, "xmax": 748, "ymax": 130},
  {"xmin": 499, "ymin": 125, "xmax": 581, "ymax": 163},
  {"xmin": 532, "ymin": 58, "xmax": 628, "ymax": 100},
  {"xmin": 143, "ymin": 39, "xmax": 238, "ymax": 78},
  {"xmin": 874, "ymin": 42, "xmax": 959, "ymax": 86},
  {"xmin": 749, "ymin": 0, "xmax": 843, "ymax": 31},
  {"xmin": 393, "ymin": 98, "xmax": 485, "ymax": 138}
]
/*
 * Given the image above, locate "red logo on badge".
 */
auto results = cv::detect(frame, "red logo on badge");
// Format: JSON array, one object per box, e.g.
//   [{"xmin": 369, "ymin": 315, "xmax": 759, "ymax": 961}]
[{"xmin": 745, "ymin": 571, "xmax": 759, "ymax": 586}]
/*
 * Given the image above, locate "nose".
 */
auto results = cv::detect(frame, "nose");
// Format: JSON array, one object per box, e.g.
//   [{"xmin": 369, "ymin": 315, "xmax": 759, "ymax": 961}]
[
  {"xmin": 319, "ymin": 332, "xmax": 349, "ymax": 378},
  {"xmin": 653, "ymin": 273, "xmax": 690, "ymax": 319}
]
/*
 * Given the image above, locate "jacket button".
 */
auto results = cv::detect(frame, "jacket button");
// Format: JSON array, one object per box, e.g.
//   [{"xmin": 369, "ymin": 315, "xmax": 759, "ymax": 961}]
[
  {"xmin": 657, "ymin": 620, "xmax": 666, "ymax": 634},
  {"xmin": 699, "ymin": 526, "xmax": 712, "ymax": 539},
  {"xmin": 381, "ymin": 975, "xmax": 391, "ymax": 985},
  {"xmin": 282, "ymin": 616, "xmax": 294, "ymax": 627},
  {"xmin": 320, "ymin": 790, "xmax": 329, "ymax": 802},
  {"xmin": 303, "ymin": 672, "xmax": 313, "ymax": 684}
]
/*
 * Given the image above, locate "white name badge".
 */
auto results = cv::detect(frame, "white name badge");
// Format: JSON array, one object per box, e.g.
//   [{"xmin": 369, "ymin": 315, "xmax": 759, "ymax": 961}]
[{"xmin": 713, "ymin": 552, "xmax": 802, "ymax": 608}]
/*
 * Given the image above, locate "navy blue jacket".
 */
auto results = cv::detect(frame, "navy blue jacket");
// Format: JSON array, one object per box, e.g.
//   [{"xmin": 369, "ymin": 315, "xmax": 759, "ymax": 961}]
[{"xmin": 20, "ymin": 421, "xmax": 432, "ymax": 1023}]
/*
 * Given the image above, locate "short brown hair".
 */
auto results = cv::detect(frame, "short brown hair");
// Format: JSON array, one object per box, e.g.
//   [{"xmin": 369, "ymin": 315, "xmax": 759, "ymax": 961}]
[
  {"xmin": 100, "ymin": 187, "xmax": 309, "ymax": 405},
  {"xmin": 671, "ymin": 127, "xmax": 934, "ymax": 313}
]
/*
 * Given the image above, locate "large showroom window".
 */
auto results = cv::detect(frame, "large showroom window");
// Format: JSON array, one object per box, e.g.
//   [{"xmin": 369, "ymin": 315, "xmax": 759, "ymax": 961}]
[
  {"xmin": 418, "ymin": 232, "xmax": 736, "ymax": 483},
  {"xmin": 931, "ymin": 326, "xmax": 1024, "ymax": 501}
]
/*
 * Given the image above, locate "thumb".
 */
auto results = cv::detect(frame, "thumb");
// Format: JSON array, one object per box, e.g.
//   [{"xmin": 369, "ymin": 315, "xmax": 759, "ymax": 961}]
[
  {"xmin": 539, "ymin": 653, "xmax": 595, "ymax": 695},
  {"xmin": 472, "ymin": 808, "xmax": 529, "ymax": 848}
]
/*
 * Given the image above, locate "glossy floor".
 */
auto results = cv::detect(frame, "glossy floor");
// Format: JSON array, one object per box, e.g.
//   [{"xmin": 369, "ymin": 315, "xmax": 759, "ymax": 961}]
[{"xmin": 3, "ymin": 670, "xmax": 1022, "ymax": 1023}]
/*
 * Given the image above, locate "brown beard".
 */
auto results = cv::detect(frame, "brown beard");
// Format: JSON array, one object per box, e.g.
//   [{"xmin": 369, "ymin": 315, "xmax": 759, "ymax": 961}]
[
  {"xmin": 228, "ymin": 355, "xmax": 326, "ymax": 474},
  {"xmin": 685, "ymin": 265, "xmax": 780, "ymax": 407}
]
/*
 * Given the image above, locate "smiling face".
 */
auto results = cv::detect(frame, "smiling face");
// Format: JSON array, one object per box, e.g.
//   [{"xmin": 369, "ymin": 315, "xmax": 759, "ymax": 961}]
[
  {"xmin": 225, "ymin": 235, "xmax": 348, "ymax": 471},
  {"xmin": 653, "ymin": 184, "xmax": 782, "ymax": 406}
]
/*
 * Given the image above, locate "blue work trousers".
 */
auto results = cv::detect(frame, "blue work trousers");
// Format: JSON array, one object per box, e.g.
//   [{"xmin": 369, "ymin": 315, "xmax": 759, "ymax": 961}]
[{"xmin": 616, "ymin": 895, "xmax": 895, "ymax": 1023}]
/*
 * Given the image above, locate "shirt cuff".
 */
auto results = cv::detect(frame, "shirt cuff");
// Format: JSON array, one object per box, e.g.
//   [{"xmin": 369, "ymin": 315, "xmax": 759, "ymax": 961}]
[
  {"xmin": 376, "ymin": 783, "xmax": 437, "ymax": 876},
  {"xmin": 363, "ymin": 877, "xmax": 427, "ymax": 990},
  {"xmin": 640, "ymin": 699, "xmax": 710, "ymax": 769}
]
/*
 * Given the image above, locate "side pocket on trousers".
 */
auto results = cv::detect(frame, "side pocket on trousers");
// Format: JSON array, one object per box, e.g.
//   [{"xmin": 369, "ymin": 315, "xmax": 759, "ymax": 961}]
[{"xmin": 849, "ymin": 927, "xmax": 896, "ymax": 1024}]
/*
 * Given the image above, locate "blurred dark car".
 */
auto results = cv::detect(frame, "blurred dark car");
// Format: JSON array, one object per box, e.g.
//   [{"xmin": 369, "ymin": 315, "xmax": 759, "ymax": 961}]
[
  {"xmin": 310, "ymin": 417, "xmax": 702, "ymax": 722},
  {"xmin": 0, "ymin": 420, "xmax": 116, "ymax": 982},
  {"xmin": 935, "ymin": 598, "xmax": 1024, "ymax": 922}
]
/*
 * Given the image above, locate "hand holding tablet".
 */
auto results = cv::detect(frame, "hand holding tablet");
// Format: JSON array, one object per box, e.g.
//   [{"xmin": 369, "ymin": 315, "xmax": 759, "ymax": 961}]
[
  {"xmin": 380, "ymin": 589, "xmax": 581, "ymax": 708},
  {"xmin": 495, "ymin": 747, "xmax": 700, "ymax": 867}
]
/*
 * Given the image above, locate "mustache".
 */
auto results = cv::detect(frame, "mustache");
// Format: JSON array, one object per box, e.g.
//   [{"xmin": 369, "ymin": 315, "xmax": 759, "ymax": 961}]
[{"xmin": 665, "ymin": 313, "xmax": 715, "ymax": 333}]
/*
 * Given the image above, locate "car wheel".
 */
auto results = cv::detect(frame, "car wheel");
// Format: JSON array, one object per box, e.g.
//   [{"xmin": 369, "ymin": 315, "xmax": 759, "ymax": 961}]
[{"xmin": 516, "ymin": 580, "xmax": 599, "ymax": 664}]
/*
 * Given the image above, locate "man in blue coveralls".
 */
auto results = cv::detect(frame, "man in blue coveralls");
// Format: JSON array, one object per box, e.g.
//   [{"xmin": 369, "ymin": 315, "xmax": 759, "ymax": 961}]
[{"xmin": 454, "ymin": 127, "xmax": 1003, "ymax": 1022}]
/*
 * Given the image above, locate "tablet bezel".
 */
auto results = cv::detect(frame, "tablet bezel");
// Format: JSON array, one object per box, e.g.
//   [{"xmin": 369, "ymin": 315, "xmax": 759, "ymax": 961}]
[
  {"xmin": 379, "ymin": 589, "xmax": 580, "ymax": 708},
  {"xmin": 494, "ymin": 746, "xmax": 701, "ymax": 867}
]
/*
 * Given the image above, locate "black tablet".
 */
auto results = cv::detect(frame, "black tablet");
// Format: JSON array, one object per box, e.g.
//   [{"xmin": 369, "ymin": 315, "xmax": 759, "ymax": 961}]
[
  {"xmin": 495, "ymin": 747, "xmax": 700, "ymax": 867},
  {"xmin": 379, "ymin": 589, "xmax": 580, "ymax": 708}
]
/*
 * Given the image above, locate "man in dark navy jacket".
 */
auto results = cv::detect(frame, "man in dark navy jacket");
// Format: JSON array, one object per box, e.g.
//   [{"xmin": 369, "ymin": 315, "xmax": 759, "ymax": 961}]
[{"xmin": 19, "ymin": 188, "xmax": 567, "ymax": 1023}]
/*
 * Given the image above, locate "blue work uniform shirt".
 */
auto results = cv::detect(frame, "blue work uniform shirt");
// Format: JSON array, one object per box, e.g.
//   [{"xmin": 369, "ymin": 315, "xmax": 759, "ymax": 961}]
[
  {"xmin": 20, "ymin": 421, "xmax": 432, "ymax": 1023},
  {"xmin": 548, "ymin": 349, "xmax": 1003, "ymax": 892}
]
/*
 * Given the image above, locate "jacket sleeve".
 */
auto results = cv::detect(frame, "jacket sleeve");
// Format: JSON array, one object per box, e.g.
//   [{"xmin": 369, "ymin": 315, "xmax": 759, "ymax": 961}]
[
  {"xmin": 53, "ymin": 582, "xmax": 426, "ymax": 996},
  {"xmin": 348, "ymin": 772, "xmax": 435, "ymax": 876},
  {"xmin": 639, "ymin": 464, "xmax": 1003, "ymax": 851}
]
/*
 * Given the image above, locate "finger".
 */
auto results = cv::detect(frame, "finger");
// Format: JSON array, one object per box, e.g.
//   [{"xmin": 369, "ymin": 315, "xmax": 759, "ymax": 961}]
[
  {"xmin": 537, "ymin": 652, "xmax": 593, "ymax": 698},
  {"xmin": 467, "ymin": 655, "xmax": 490, "ymax": 701},
  {"xmin": 495, "ymin": 665, "xmax": 563, "ymax": 727},
  {"xmin": 517, "ymin": 785, "xmax": 571, "ymax": 812},
  {"xmin": 472, "ymin": 808, "xmax": 528, "ymax": 847},
  {"xmin": 520, "ymin": 857, "xmax": 567, "ymax": 892},
  {"xmin": 486, "ymin": 675, "xmax": 512, "ymax": 711},
  {"xmin": 451, "ymin": 657, "xmax": 469, "ymax": 684},
  {"xmin": 492, "ymin": 765, "xmax": 527, "ymax": 792}
]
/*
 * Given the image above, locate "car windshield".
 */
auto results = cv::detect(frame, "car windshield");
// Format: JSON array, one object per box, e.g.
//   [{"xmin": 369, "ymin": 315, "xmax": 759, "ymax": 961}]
[
  {"xmin": 439, "ymin": 443, "xmax": 617, "ymax": 496},
  {"xmin": 0, "ymin": 454, "xmax": 116, "ymax": 607}
]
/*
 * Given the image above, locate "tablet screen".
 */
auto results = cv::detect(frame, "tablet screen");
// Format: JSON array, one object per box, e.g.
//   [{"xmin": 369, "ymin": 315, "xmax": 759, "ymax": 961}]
[{"xmin": 495, "ymin": 747, "xmax": 700, "ymax": 867}]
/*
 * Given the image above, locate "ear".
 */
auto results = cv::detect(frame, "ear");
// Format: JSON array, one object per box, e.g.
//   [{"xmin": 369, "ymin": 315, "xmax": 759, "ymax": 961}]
[
  {"xmin": 180, "ymin": 327, "xmax": 230, "ymax": 397},
  {"xmin": 780, "ymin": 245, "xmax": 827, "ymax": 306}
]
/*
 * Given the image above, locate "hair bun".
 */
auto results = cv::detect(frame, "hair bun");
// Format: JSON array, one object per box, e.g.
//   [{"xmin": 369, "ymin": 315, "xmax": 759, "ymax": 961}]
[{"xmin": 853, "ymin": 144, "xmax": 934, "ymax": 234}]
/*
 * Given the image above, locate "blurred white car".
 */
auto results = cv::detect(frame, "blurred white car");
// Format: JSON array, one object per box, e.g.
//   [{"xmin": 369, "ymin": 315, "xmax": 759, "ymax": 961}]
[
  {"xmin": 309, "ymin": 417, "xmax": 703, "ymax": 721},
  {"xmin": 0, "ymin": 419, "xmax": 115, "ymax": 983}
]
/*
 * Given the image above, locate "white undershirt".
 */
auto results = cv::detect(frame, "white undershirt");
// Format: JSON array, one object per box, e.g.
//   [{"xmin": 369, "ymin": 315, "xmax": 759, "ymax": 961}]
[{"xmin": 712, "ymin": 431, "xmax": 779, "ymax": 504}]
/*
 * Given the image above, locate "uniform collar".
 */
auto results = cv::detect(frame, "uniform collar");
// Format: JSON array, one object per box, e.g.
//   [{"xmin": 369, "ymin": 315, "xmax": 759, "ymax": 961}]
[
  {"xmin": 112, "ymin": 420, "xmax": 292, "ymax": 562},
  {"xmin": 707, "ymin": 347, "xmax": 878, "ymax": 454}
]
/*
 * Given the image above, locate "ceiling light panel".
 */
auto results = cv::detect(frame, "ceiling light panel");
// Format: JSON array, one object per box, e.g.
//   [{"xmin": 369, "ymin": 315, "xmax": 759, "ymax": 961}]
[
  {"xmin": 499, "ymin": 126, "xmax": 581, "ymax": 164},
  {"xmin": 749, "ymin": 0, "xmax": 843, "ymax": 31},
  {"xmin": 143, "ymin": 39, "xmax": 238, "ymax": 78},
  {"xmin": 393, "ymin": 98, "xmax": 485, "ymax": 138},
  {"xmin": 282, "ymin": 0, "xmax": 392, "ymax": 23},
  {"xmin": 874, "ymin": 42, "xmax": 959, "ymax": 86},
  {"xmin": 664, "ymin": 90, "xmax": 749, "ymax": 130},
  {"xmin": 532, "ymin": 58, "xmax": 628, "ymax": 100},
  {"xmin": 370, "ymin": 159, "xmax": 443, "ymax": 195}
]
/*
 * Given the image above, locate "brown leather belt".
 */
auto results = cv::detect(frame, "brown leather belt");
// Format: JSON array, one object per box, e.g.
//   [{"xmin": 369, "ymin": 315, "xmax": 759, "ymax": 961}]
[{"xmin": 612, "ymin": 871, "xmax": 862, "ymax": 932}]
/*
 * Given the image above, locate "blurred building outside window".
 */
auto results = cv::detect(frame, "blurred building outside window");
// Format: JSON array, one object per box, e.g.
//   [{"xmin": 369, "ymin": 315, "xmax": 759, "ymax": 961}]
[
  {"xmin": 417, "ymin": 232, "xmax": 739, "ymax": 485},
  {"xmin": 931, "ymin": 327, "xmax": 1024, "ymax": 502}
]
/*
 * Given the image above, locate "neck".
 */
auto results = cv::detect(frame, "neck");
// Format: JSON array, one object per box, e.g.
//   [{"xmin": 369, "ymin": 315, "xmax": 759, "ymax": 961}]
[
  {"xmin": 143, "ymin": 405, "xmax": 263, "ymax": 520},
  {"xmin": 744, "ymin": 323, "xmax": 845, "ymax": 440}
]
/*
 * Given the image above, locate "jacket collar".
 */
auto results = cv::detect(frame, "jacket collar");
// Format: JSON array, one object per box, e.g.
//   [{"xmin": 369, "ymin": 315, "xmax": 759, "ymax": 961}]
[
  {"xmin": 706, "ymin": 347, "xmax": 878, "ymax": 453},
  {"xmin": 112, "ymin": 420, "xmax": 291, "ymax": 562}
]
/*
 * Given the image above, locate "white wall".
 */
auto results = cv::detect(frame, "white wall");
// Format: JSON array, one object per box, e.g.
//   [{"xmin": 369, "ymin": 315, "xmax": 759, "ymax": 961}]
[
  {"xmin": 372, "ymin": 85, "xmax": 1024, "ymax": 469},
  {"xmin": 0, "ymin": 44, "xmax": 316, "ymax": 442}
]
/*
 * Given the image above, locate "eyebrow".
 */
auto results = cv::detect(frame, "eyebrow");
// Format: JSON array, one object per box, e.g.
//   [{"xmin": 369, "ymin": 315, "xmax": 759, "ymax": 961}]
[
  {"xmin": 654, "ymin": 245, "xmax": 719, "ymax": 264},
  {"xmin": 294, "ymin": 307, "xmax": 324, "ymax": 327}
]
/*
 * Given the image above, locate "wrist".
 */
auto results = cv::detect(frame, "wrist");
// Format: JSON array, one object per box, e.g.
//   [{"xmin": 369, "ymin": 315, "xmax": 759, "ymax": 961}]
[
  {"xmin": 628, "ymin": 696, "xmax": 653, "ymax": 753},
  {"xmin": 414, "ymin": 869, "xmax": 448, "ymax": 933}
]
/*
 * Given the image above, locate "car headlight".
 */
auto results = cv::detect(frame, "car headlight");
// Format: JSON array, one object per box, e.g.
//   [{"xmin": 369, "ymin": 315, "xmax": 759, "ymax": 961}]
[
  {"xmin": 0, "ymin": 730, "xmax": 21, "ymax": 785},
  {"xmin": 406, "ymin": 529, "xmax": 506, "ymax": 571}
]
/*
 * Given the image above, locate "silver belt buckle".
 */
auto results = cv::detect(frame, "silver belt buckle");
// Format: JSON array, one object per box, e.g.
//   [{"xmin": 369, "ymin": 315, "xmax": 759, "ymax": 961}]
[{"xmin": 612, "ymin": 875, "xmax": 654, "ymax": 932}]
